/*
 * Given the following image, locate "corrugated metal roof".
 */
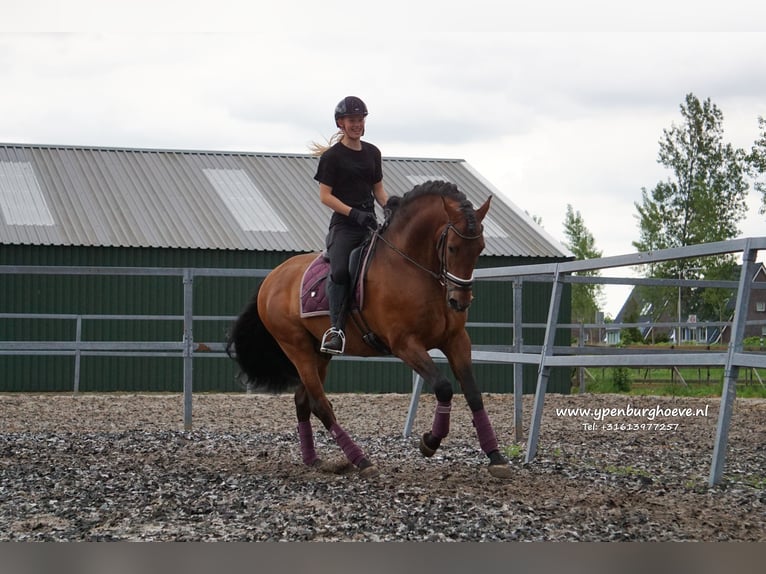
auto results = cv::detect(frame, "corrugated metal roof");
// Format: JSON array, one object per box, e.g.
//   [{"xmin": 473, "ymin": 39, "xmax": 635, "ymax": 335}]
[{"xmin": 0, "ymin": 143, "xmax": 571, "ymax": 258}]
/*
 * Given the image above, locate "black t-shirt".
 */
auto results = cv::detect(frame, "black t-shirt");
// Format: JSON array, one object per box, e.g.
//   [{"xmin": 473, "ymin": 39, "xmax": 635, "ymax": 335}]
[{"xmin": 314, "ymin": 141, "xmax": 383, "ymax": 225}]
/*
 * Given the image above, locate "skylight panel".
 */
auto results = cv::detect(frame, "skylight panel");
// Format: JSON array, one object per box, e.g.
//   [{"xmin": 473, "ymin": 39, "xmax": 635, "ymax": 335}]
[
  {"xmin": 0, "ymin": 161, "xmax": 55, "ymax": 226},
  {"xmin": 203, "ymin": 168, "xmax": 288, "ymax": 233}
]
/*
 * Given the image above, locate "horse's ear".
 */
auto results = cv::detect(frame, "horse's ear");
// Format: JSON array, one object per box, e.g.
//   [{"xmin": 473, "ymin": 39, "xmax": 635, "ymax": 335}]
[{"xmin": 475, "ymin": 195, "xmax": 492, "ymax": 222}]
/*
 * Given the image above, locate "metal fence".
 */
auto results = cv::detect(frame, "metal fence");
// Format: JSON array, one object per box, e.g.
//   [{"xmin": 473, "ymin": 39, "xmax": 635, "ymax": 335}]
[
  {"xmin": 2, "ymin": 236, "xmax": 766, "ymax": 485},
  {"xmin": 453, "ymin": 236, "xmax": 765, "ymax": 486}
]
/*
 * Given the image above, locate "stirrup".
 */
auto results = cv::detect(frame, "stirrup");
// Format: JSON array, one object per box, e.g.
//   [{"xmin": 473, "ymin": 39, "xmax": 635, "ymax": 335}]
[{"xmin": 320, "ymin": 328, "xmax": 346, "ymax": 355}]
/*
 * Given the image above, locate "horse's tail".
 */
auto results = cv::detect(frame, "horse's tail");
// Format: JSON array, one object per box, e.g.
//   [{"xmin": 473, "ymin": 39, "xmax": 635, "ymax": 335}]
[{"xmin": 225, "ymin": 284, "xmax": 300, "ymax": 393}]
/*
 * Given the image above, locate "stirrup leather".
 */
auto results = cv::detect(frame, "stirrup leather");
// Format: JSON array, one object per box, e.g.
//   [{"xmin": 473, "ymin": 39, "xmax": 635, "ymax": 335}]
[{"xmin": 320, "ymin": 327, "xmax": 346, "ymax": 355}]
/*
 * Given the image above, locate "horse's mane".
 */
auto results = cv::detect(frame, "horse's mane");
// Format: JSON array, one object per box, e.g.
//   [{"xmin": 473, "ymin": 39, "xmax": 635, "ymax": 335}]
[{"xmin": 391, "ymin": 180, "xmax": 478, "ymax": 234}]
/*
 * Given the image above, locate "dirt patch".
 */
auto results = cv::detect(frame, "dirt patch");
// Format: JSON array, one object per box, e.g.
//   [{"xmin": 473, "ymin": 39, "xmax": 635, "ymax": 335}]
[{"xmin": 1, "ymin": 392, "xmax": 764, "ymax": 541}]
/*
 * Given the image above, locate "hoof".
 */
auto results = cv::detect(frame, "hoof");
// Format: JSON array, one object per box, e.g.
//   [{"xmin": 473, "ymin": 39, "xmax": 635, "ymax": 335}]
[
  {"xmin": 419, "ymin": 433, "xmax": 437, "ymax": 458},
  {"xmin": 488, "ymin": 463, "xmax": 513, "ymax": 479},
  {"xmin": 359, "ymin": 465, "xmax": 380, "ymax": 479},
  {"xmin": 312, "ymin": 458, "xmax": 354, "ymax": 475}
]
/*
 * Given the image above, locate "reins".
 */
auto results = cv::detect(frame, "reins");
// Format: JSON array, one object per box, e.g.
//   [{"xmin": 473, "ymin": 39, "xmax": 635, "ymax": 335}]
[{"xmin": 374, "ymin": 232, "xmax": 441, "ymax": 282}]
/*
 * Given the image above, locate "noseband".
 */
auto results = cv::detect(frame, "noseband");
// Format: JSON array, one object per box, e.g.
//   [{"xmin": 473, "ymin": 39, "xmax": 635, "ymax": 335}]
[{"xmin": 436, "ymin": 223, "xmax": 482, "ymax": 291}]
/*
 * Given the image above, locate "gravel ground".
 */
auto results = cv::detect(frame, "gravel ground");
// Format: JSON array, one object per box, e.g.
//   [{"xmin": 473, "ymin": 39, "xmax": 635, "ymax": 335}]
[{"xmin": 1, "ymin": 392, "xmax": 764, "ymax": 541}]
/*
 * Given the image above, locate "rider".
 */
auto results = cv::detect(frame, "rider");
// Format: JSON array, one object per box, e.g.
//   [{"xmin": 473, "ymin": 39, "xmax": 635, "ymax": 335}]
[{"xmin": 314, "ymin": 96, "xmax": 390, "ymax": 354}]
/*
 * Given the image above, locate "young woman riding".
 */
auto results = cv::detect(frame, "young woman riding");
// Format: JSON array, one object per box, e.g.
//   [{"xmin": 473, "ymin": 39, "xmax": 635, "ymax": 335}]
[{"xmin": 313, "ymin": 96, "xmax": 390, "ymax": 354}]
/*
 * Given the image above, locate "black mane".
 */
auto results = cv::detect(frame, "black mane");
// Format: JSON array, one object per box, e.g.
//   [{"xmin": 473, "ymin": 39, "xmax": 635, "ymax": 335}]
[{"xmin": 394, "ymin": 180, "xmax": 478, "ymax": 234}]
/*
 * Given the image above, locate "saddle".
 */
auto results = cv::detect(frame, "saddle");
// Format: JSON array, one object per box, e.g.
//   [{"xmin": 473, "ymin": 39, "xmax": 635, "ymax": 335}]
[{"xmin": 299, "ymin": 234, "xmax": 390, "ymax": 354}]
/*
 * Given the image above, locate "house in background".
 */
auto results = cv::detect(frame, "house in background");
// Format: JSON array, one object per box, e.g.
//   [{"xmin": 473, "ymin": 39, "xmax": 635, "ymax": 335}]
[{"xmin": 605, "ymin": 263, "xmax": 766, "ymax": 346}]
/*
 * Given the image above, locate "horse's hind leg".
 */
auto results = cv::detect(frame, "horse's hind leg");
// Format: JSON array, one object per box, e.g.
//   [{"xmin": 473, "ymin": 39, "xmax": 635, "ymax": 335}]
[
  {"xmin": 294, "ymin": 385, "xmax": 319, "ymax": 466},
  {"xmin": 294, "ymin": 366, "xmax": 354, "ymax": 474},
  {"xmin": 289, "ymin": 349, "xmax": 378, "ymax": 477}
]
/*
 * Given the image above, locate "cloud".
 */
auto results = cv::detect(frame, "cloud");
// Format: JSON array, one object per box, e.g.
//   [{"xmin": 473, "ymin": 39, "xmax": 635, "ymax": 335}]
[{"xmin": 2, "ymin": 3, "xmax": 766, "ymax": 316}]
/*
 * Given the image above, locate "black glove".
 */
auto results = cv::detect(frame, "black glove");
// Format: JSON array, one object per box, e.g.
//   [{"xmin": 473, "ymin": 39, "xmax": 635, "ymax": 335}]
[{"xmin": 348, "ymin": 208, "xmax": 378, "ymax": 229}]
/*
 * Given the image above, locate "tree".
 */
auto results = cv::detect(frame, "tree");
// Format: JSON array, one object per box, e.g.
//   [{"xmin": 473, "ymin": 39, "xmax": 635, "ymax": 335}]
[
  {"xmin": 634, "ymin": 93, "xmax": 749, "ymax": 258},
  {"xmin": 699, "ymin": 259, "xmax": 738, "ymax": 322},
  {"xmin": 633, "ymin": 93, "xmax": 749, "ymax": 323},
  {"xmin": 563, "ymin": 204, "xmax": 603, "ymax": 327},
  {"xmin": 747, "ymin": 115, "xmax": 766, "ymax": 215}
]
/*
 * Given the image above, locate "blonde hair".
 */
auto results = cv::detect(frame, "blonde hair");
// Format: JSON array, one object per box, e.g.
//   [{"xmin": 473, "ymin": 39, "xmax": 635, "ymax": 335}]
[{"xmin": 309, "ymin": 130, "xmax": 343, "ymax": 156}]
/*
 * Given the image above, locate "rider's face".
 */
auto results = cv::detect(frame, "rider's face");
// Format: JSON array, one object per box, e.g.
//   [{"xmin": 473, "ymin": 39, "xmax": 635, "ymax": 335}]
[{"xmin": 337, "ymin": 115, "xmax": 366, "ymax": 139}]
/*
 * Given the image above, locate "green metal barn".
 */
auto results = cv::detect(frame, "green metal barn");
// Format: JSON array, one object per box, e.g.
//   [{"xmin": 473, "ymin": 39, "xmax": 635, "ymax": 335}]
[{"xmin": 0, "ymin": 143, "xmax": 573, "ymax": 394}]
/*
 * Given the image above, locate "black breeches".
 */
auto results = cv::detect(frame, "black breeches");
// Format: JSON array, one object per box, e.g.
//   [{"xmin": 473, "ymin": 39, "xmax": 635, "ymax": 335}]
[{"xmin": 326, "ymin": 223, "xmax": 368, "ymax": 285}]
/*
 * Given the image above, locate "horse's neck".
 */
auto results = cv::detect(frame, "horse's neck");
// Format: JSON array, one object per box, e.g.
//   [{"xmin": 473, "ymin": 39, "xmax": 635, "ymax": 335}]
[{"xmin": 383, "ymin": 203, "xmax": 445, "ymax": 263}]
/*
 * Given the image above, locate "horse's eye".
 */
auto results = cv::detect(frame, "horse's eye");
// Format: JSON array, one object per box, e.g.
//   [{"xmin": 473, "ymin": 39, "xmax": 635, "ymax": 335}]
[{"xmin": 448, "ymin": 245, "xmax": 457, "ymax": 254}]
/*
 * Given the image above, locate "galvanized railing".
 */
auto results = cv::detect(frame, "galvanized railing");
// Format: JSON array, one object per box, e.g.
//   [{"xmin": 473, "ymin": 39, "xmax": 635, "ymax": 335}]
[
  {"xmin": 2, "ymin": 236, "xmax": 765, "ymax": 485},
  {"xmin": 461, "ymin": 236, "xmax": 766, "ymax": 486},
  {"xmin": 0, "ymin": 266, "xmax": 268, "ymax": 431}
]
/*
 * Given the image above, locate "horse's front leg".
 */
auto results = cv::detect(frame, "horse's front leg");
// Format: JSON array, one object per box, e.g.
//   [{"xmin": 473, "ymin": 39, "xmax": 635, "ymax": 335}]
[
  {"xmin": 443, "ymin": 332, "xmax": 512, "ymax": 479},
  {"xmin": 396, "ymin": 346, "xmax": 454, "ymax": 457}
]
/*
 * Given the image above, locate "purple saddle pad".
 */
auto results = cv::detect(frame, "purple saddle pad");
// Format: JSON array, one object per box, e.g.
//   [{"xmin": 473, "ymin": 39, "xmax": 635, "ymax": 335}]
[
  {"xmin": 300, "ymin": 255, "xmax": 331, "ymax": 317},
  {"xmin": 299, "ymin": 254, "xmax": 367, "ymax": 318}
]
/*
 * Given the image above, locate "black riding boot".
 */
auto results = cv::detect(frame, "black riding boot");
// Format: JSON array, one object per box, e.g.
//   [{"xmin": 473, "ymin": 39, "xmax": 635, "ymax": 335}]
[{"xmin": 320, "ymin": 278, "xmax": 349, "ymax": 355}]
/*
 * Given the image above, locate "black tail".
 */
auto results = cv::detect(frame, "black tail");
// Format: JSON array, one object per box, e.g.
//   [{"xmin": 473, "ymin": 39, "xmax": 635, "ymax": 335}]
[{"xmin": 226, "ymin": 284, "xmax": 301, "ymax": 393}]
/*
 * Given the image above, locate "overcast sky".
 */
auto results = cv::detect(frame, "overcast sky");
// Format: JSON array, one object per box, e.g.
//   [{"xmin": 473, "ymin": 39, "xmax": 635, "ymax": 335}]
[{"xmin": 3, "ymin": 1, "xmax": 765, "ymax": 316}]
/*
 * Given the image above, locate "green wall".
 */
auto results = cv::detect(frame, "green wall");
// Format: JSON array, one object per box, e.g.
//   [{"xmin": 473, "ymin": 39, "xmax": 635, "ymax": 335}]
[{"xmin": 1, "ymin": 246, "xmax": 571, "ymax": 394}]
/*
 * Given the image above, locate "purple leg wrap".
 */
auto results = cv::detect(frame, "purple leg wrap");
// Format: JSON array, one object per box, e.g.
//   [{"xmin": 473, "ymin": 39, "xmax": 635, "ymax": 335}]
[
  {"xmin": 297, "ymin": 420, "xmax": 318, "ymax": 466},
  {"xmin": 472, "ymin": 408, "xmax": 499, "ymax": 454},
  {"xmin": 330, "ymin": 422, "xmax": 366, "ymax": 467},
  {"xmin": 431, "ymin": 400, "xmax": 452, "ymax": 439}
]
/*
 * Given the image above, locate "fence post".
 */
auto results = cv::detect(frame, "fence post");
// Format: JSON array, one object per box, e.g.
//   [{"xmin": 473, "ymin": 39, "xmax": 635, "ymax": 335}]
[
  {"xmin": 512, "ymin": 278, "xmax": 524, "ymax": 443},
  {"xmin": 182, "ymin": 269, "xmax": 194, "ymax": 431},
  {"xmin": 578, "ymin": 323, "xmax": 585, "ymax": 394},
  {"xmin": 525, "ymin": 265, "xmax": 564, "ymax": 463},
  {"xmin": 709, "ymin": 241, "xmax": 756, "ymax": 486},
  {"xmin": 403, "ymin": 373, "xmax": 424, "ymax": 438},
  {"xmin": 73, "ymin": 315, "xmax": 82, "ymax": 395}
]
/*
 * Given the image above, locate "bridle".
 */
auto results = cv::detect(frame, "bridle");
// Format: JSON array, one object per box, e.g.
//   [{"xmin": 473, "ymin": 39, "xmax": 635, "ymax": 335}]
[{"xmin": 375, "ymin": 222, "xmax": 483, "ymax": 291}]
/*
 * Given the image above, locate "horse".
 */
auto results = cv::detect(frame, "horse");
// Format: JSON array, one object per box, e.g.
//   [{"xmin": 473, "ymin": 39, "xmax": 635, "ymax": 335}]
[{"xmin": 226, "ymin": 180, "xmax": 511, "ymax": 479}]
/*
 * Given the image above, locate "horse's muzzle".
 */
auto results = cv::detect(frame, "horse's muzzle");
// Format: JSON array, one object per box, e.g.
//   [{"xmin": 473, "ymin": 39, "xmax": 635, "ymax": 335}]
[
  {"xmin": 448, "ymin": 296, "xmax": 471, "ymax": 312},
  {"xmin": 444, "ymin": 272, "xmax": 474, "ymax": 312},
  {"xmin": 447, "ymin": 287, "xmax": 473, "ymax": 312}
]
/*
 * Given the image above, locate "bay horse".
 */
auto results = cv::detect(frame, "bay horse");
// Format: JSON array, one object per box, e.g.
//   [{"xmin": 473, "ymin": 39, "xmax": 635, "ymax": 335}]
[{"xmin": 227, "ymin": 180, "xmax": 511, "ymax": 479}]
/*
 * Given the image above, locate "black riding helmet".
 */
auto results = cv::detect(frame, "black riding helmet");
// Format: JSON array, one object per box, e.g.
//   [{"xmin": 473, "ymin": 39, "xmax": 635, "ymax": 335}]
[{"xmin": 334, "ymin": 96, "xmax": 368, "ymax": 126}]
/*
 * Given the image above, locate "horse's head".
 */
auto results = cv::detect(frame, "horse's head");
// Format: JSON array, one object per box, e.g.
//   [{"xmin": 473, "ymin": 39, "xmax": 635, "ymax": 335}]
[
  {"xmin": 439, "ymin": 194, "xmax": 491, "ymax": 312},
  {"xmin": 381, "ymin": 180, "xmax": 491, "ymax": 313}
]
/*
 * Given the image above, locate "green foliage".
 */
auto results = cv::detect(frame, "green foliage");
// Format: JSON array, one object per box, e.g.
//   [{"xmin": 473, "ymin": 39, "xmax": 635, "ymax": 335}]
[
  {"xmin": 699, "ymin": 260, "xmax": 738, "ymax": 321},
  {"xmin": 746, "ymin": 115, "xmax": 766, "ymax": 215},
  {"xmin": 563, "ymin": 204, "xmax": 604, "ymax": 324},
  {"xmin": 584, "ymin": 366, "xmax": 766, "ymax": 398},
  {"xmin": 604, "ymin": 464, "xmax": 653, "ymax": 479},
  {"xmin": 619, "ymin": 309, "xmax": 644, "ymax": 345},
  {"xmin": 653, "ymin": 332, "xmax": 671, "ymax": 344},
  {"xmin": 502, "ymin": 443, "xmax": 523, "ymax": 459},
  {"xmin": 611, "ymin": 367, "xmax": 632, "ymax": 392},
  {"xmin": 633, "ymin": 93, "xmax": 749, "ymax": 282}
]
